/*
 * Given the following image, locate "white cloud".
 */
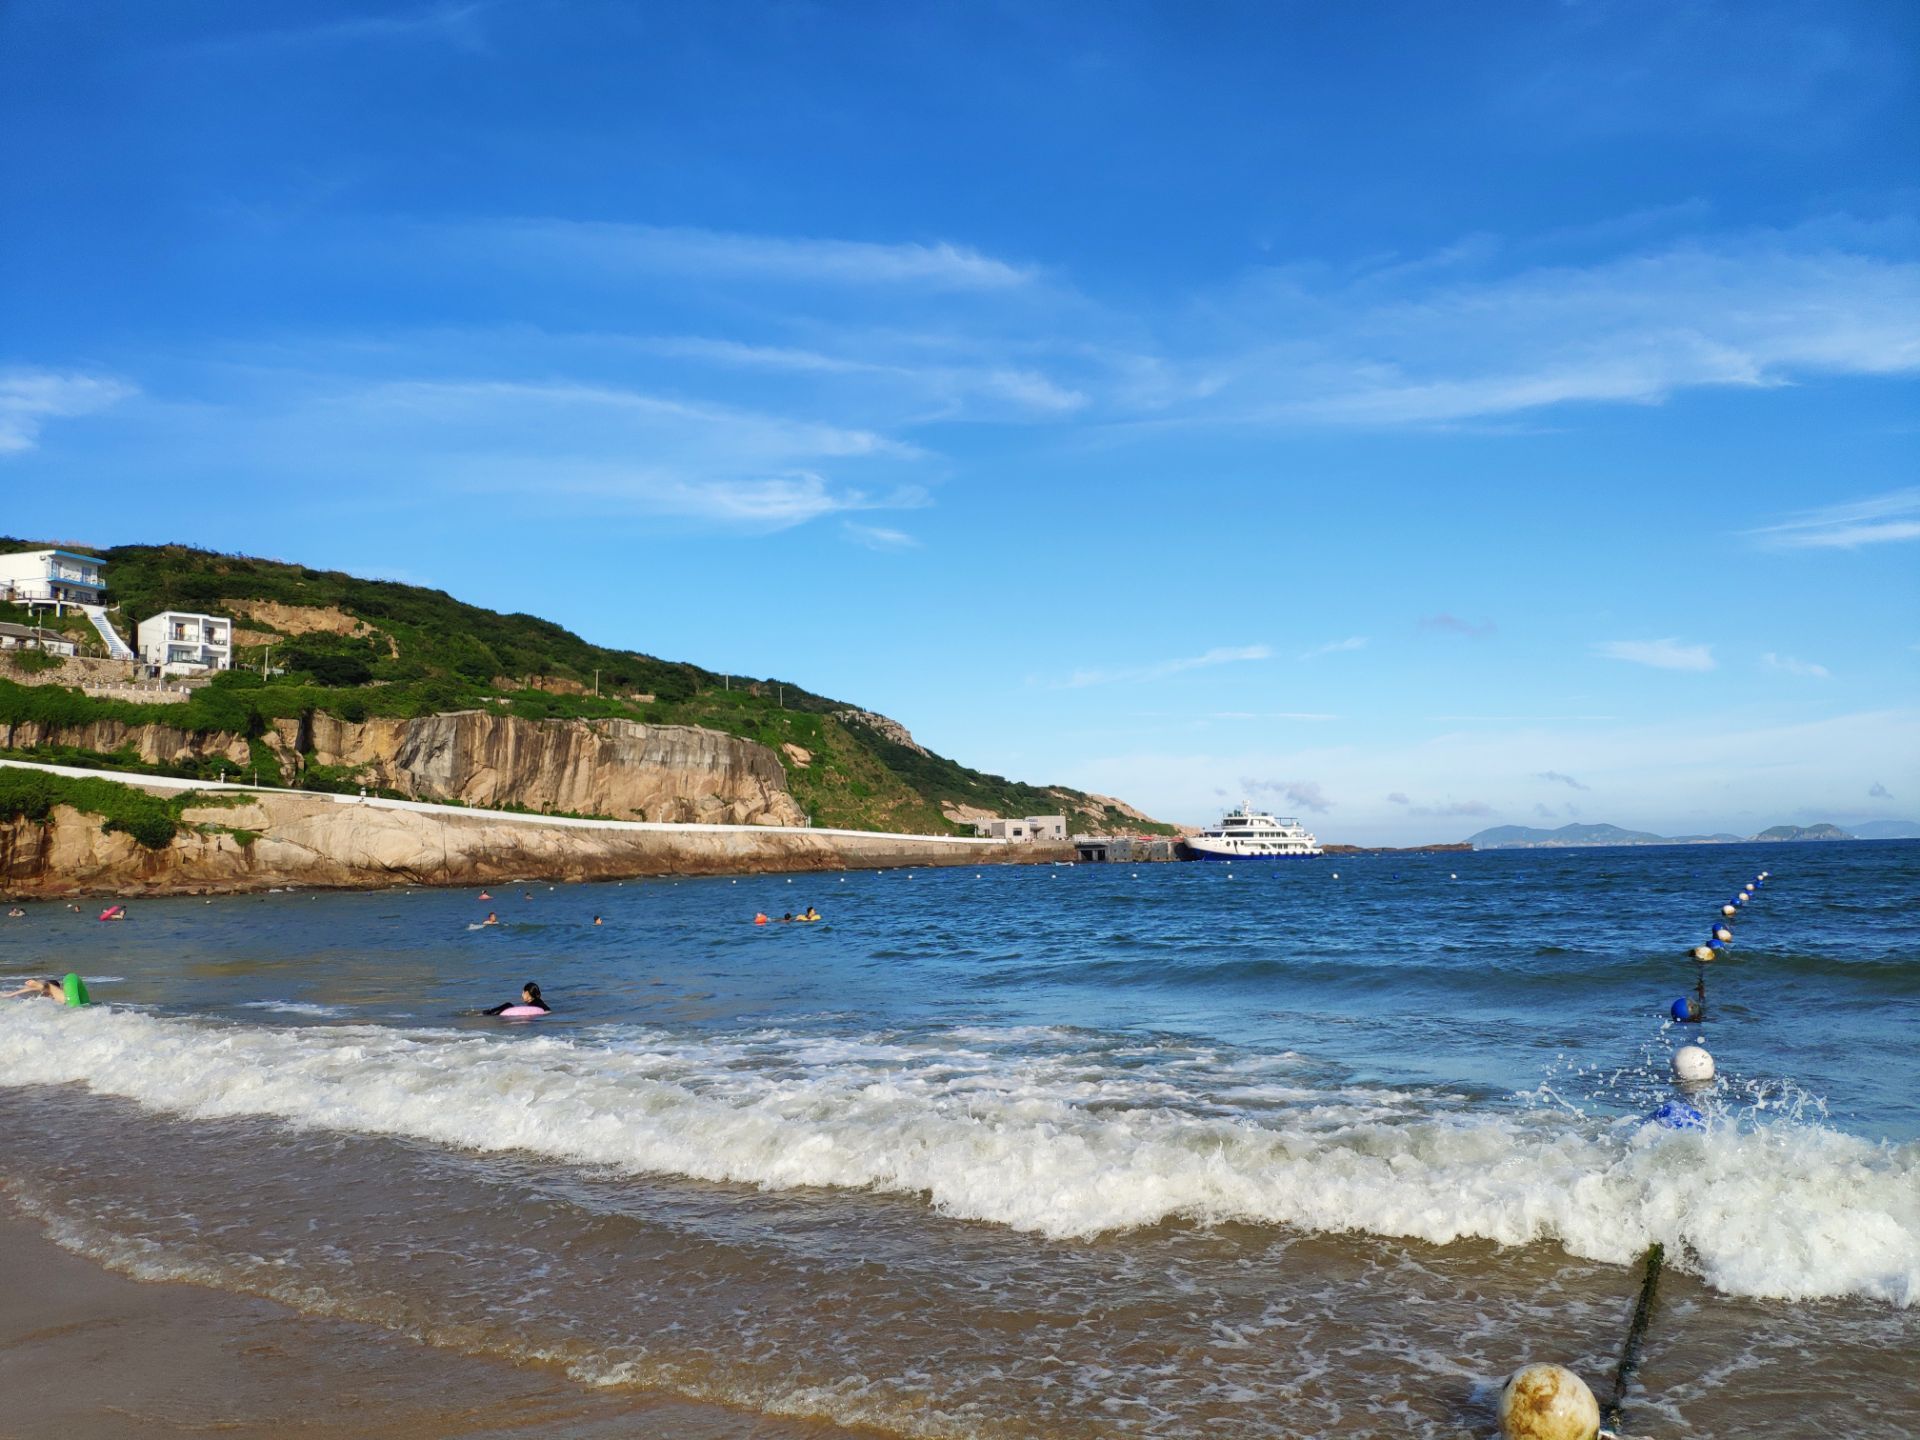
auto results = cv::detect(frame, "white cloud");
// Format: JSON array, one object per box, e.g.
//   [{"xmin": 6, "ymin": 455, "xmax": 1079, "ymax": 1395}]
[
  {"xmin": 1300, "ymin": 635, "xmax": 1368, "ymax": 659},
  {"xmin": 463, "ymin": 219, "xmax": 1037, "ymax": 291},
  {"xmin": 1762, "ymin": 651, "xmax": 1832, "ymax": 678},
  {"xmin": 1409, "ymin": 799, "xmax": 1496, "ymax": 818},
  {"xmin": 1535, "ymin": 770, "xmax": 1590, "ymax": 790},
  {"xmin": 1245, "ymin": 778, "xmax": 1334, "ymax": 813},
  {"xmin": 1869, "ymin": 781, "xmax": 1893, "ymax": 799},
  {"xmin": 0, "ymin": 369, "xmax": 136, "ymax": 454},
  {"xmin": 1061, "ymin": 644, "xmax": 1272, "ymax": 689},
  {"xmin": 842, "ymin": 522, "xmax": 921, "ymax": 551},
  {"xmin": 1744, "ymin": 487, "xmax": 1920, "ymax": 550},
  {"xmin": 1593, "ymin": 637, "xmax": 1717, "ymax": 671},
  {"xmin": 1179, "ymin": 224, "xmax": 1920, "ymax": 428}
]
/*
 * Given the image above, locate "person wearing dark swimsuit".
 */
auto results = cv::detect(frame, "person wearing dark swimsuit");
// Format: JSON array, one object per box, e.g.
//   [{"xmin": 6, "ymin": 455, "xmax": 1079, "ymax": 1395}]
[{"xmin": 482, "ymin": 981, "xmax": 551, "ymax": 1016}]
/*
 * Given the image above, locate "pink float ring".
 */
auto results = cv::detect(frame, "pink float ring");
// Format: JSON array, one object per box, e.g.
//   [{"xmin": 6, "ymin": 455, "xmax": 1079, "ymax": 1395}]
[{"xmin": 495, "ymin": 1005, "xmax": 549, "ymax": 1019}]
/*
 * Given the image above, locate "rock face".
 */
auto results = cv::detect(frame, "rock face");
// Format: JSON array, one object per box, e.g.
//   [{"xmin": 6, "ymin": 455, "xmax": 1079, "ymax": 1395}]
[
  {"xmin": 4, "ymin": 707, "xmax": 805, "ymax": 827},
  {"xmin": 833, "ymin": 708, "xmax": 928, "ymax": 756},
  {"xmin": 0, "ymin": 716, "xmax": 251, "ymax": 768},
  {"xmin": 275, "ymin": 711, "xmax": 804, "ymax": 826},
  {"xmin": 0, "ymin": 791, "xmax": 1059, "ymax": 896}
]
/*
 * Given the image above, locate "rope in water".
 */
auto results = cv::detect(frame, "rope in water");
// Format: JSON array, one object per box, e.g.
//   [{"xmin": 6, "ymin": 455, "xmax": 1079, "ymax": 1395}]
[{"xmin": 1603, "ymin": 1241, "xmax": 1666, "ymax": 1434}]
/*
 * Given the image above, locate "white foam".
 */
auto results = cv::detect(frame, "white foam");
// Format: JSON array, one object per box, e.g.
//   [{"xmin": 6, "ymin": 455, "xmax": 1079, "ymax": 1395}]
[
  {"xmin": 1, "ymin": 1006, "xmax": 1914, "ymax": 1306},
  {"xmin": 237, "ymin": 1001, "xmax": 346, "ymax": 1018}
]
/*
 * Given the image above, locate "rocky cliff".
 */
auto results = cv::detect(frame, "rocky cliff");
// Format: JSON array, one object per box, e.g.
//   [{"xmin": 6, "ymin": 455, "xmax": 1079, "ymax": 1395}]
[
  {"xmin": 0, "ymin": 715, "xmax": 251, "ymax": 768},
  {"xmin": 0, "ymin": 790, "xmax": 1056, "ymax": 896},
  {"xmin": 6, "ymin": 709, "xmax": 805, "ymax": 827},
  {"xmin": 277, "ymin": 711, "xmax": 803, "ymax": 826}
]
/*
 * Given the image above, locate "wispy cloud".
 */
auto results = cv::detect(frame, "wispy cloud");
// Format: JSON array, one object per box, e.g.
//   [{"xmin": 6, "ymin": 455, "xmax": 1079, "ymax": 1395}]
[
  {"xmin": 1410, "ymin": 799, "xmax": 1496, "ymax": 818},
  {"xmin": 179, "ymin": 2, "xmax": 493, "ymax": 56},
  {"xmin": 1244, "ymin": 778, "xmax": 1334, "ymax": 813},
  {"xmin": 1593, "ymin": 637, "xmax": 1716, "ymax": 671},
  {"xmin": 1420, "ymin": 613, "xmax": 1496, "ymax": 637},
  {"xmin": 1300, "ymin": 635, "xmax": 1368, "ymax": 659},
  {"xmin": 1203, "ymin": 711, "xmax": 1339, "ymax": 722},
  {"xmin": 0, "ymin": 369, "xmax": 136, "ymax": 454},
  {"xmin": 1386, "ymin": 791, "xmax": 1410, "ymax": 805},
  {"xmin": 1535, "ymin": 770, "xmax": 1590, "ymax": 790},
  {"xmin": 1061, "ymin": 644, "xmax": 1272, "ymax": 689},
  {"xmin": 841, "ymin": 522, "xmax": 921, "ymax": 551},
  {"xmin": 1762, "ymin": 651, "xmax": 1831, "ymax": 678},
  {"xmin": 461, "ymin": 219, "xmax": 1037, "ymax": 291},
  {"xmin": 1744, "ymin": 487, "xmax": 1920, "ymax": 550},
  {"xmin": 1869, "ymin": 781, "xmax": 1893, "ymax": 799}
]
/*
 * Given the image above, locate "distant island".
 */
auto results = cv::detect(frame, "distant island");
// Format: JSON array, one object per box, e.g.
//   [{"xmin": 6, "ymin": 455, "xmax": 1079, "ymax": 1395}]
[{"xmin": 1466, "ymin": 819, "xmax": 1920, "ymax": 850}]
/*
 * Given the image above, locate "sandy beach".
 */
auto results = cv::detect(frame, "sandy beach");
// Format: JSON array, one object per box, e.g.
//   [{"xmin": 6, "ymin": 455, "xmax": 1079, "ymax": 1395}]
[{"xmin": 0, "ymin": 1213, "xmax": 866, "ymax": 1440}]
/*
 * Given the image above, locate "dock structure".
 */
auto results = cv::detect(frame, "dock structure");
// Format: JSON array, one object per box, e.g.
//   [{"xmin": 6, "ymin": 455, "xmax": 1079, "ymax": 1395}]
[{"xmin": 1072, "ymin": 835, "xmax": 1182, "ymax": 863}]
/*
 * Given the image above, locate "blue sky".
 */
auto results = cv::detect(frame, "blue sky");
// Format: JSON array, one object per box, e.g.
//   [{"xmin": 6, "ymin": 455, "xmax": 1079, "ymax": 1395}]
[{"xmin": 2, "ymin": 0, "xmax": 1915, "ymax": 841}]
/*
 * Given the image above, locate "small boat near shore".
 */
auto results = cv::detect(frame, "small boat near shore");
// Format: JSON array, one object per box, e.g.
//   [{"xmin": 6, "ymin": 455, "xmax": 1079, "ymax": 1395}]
[{"xmin": 1185, "ymin": 804, "xmax": 1323, "ymax": 860}]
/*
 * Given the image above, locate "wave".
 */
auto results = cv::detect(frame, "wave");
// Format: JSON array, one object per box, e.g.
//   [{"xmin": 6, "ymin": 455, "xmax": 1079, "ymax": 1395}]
[{"xmin": 1, "ymin": 1006, "xmax": 1914, "ymax": 1306}]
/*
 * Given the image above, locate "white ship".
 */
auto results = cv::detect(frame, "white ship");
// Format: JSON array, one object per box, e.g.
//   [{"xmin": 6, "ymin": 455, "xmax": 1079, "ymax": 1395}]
[{"xmin": 1186, "ymin": 804, "xmax": 1323, "ymax": 860}]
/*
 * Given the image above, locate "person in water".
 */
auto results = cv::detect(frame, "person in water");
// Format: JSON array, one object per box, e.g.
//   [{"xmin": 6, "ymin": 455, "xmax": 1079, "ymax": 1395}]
[
  {"xmin": 802, "ymin": 906, "xmax": 820, "ymax": 921},
  {"xmin": 481, "ymin": 912, "xmax": 499, "ymax": 926},
  {"xmin": 483, "ymin": 982, "xmax": 549, "ymax": 1016},
  {"xmin": 4, "ymin": 978, "xmax": 64, "ymax": 1002}
]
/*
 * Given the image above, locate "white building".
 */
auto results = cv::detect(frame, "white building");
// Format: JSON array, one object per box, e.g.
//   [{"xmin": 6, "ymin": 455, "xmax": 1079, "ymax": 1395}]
[
  {"xmin": 0, "ymin": 621, "xmax": 78, "ymax": 656},
  {"xmin": 0, "ymin": 549, "xmax": 107, "ymax": 612},
  {"xmin": 972, "ymin": 814, "xmax": 1069, "ymax": 842},
  {"xmin": 137, "ymin": 611, "xmax": 234, "ymax": 674}
]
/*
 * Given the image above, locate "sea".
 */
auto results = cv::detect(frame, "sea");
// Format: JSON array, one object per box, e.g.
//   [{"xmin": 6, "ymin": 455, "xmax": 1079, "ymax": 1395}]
[{"xmin": 2, "ymin": 841, "xmax": 1916, "ymax": 1438}]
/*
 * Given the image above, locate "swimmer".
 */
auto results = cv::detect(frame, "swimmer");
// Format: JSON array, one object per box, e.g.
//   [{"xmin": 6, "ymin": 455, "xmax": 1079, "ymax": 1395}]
[
  {"xmin": 592, "ymin": 915, "xmax": 603, "ymax": 925},
  {"xmin": 4, "ymin": 978, "xmax": 63, "ymax": 1002},
  {"xmin": 6, "ymin": 907, "xmax": 24, "ymax": 918},
  {"xmin": 781, "ymin": 913, "xmax": 795, "ymax": 923},
  {"xmin": 801, "ymin": 906, "xmax": 820, "ymax": 921},
  {"xmin": 483, "ymin": 982, "xmax": 550, "ymax": 1016},
  {"xmin": 477, "ymin": 891, "xmax": 492, "ymax": 901},
  {"xmin": 481, "ymin": 912, "xmax": 499, "ymax": 926}
]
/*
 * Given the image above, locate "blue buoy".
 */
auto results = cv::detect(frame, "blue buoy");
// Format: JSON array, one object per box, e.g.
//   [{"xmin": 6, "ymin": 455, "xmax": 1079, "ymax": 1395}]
[
  {"xmin": 1670, "ymin": 996, "xmax": 1701, "ymax": 1022},
  {"xmin": 1650, "ymin": 1099, "xmax": 1706, "ymax": 1131}
]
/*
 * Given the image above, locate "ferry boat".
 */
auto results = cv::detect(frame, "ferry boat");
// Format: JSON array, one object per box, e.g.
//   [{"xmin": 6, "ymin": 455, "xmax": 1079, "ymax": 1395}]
[{"xmin": 1185, "ymin": 804, "xmax": 1323, "ymax": 860}]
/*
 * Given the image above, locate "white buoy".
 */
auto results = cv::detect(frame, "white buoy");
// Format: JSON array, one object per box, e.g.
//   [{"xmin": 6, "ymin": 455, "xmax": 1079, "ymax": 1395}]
[
  {"xmin": 1714, "ymin": 926, "xmax": 1732, "ymax": 943},
  {"xmin": 1332, "ymin": 872, "xmax": 1340, "ymax": 880},
  {"xmin": 1673, "ymin": 1044, "xmax": 1716, "ymax": 1082},
  {"xmin": 1691, "ymin": 945, "xmax": 1716, "ymax": 962},
  {"xmin": 1744, "ymin": 883, "xmax": 1755, "ymax": 893},
  {"xmin": 1721, "ymin": 904, "xmax": 1737, "ymax": 918},
  {"xmin": 1734, "ymin": 894, "xmax": 1746, "ymax": 905},
  {"xmin": 1497, "ymin": 1362, "xmax": 1601, "ymax": 1440},
  {"xmin": 1450, "ymin": 872, "xmax": 1458, "ymax": 879}
]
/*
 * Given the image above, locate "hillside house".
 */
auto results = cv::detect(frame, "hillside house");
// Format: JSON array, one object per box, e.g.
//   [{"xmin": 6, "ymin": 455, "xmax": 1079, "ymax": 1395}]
[
  {"xmin": 0, "ymin": 549, "xmax": 106, "ymax": 613},
  {"xmin": 136, "ymin": 610, "xmax": 234, "ymax": 674}
]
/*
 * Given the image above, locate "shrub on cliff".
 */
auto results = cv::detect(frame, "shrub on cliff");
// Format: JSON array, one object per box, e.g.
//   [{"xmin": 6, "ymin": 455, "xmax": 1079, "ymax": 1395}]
[{"xmin": 0, "ymin": 769, "xmax": 185, "ymax": 849}]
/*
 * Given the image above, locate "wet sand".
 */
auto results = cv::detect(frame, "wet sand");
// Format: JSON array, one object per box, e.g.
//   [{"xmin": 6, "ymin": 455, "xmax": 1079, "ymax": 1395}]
[{"xmin": 0, "ymin": 1214, "xmax": 867, "ymax": 1440}]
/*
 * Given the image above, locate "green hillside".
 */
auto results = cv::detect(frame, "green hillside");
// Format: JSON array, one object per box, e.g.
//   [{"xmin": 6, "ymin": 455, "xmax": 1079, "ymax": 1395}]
[{"xmin": 0, "ymin": 540, "xmax": 1169, "ymax": 836}]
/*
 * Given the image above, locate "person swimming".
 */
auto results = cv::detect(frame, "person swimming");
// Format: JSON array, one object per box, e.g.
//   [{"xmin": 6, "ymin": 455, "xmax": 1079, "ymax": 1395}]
[
  {"xmin": 592, "ymin": 915, "xmax": 603, "ymax": 926},
  {"xmin": 482, "ymin": 982, "xmax": 549, "ymax": 1016},
  {"xmin": 801, "ymin": 906, "xmax": 820, "ymax": 921},
  {"xmin": 4, "ymin": 978, "xmax": 64, "ymax": 1002},
  {"xmin": 481, "ymin": 912, "xmax": 499, "ymax": 926}
]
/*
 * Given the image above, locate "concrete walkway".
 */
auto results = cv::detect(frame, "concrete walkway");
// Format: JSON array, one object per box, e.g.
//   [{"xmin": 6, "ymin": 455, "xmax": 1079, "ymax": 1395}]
[{"xmin": 0, "ymin": 756, "xmax": 1007, "ymax": 849}]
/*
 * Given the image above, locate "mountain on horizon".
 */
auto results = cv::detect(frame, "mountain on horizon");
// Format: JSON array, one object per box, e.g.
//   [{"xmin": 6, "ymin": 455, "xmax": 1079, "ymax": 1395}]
[{"xmin": 1465, "ymin": 820, "xmax": 1896, "ymax": 849}]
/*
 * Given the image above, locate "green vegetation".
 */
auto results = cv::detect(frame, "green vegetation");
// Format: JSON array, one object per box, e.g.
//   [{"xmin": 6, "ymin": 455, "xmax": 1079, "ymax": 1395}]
[
  {"xmin": 0, "ymin": 538, "xmax": 1168, "ymax": 835},
  {"xmin": 8, "ymin": 648, "xmax": 64, "ymax": 675},
  {"xmin": 0, "ymin": 768, "xmax": 233, "ymax": 849}
]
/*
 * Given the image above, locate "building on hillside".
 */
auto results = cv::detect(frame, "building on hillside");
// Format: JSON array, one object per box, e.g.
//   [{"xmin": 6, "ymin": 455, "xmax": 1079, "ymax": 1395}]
[
  {"xmin": 0, "ymin": 621, "xmax": 79, "ymax": 656},
  {"xmin": 136, "ymin": 611, "xmax": 234, "ymax": 674},
  {"xmin": 0, "ymin": 549, "xmax": 107, "ymax": 613},
  {"xmin": 972, "ymin": 815, "xmax": 1068, "ymax": 842}
]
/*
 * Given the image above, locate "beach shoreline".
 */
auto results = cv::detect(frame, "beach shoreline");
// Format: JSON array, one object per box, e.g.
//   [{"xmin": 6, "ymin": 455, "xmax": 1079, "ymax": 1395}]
[{"xmin": 0, "ymin": 1210, "xmax": 870, "ymax": 1440}]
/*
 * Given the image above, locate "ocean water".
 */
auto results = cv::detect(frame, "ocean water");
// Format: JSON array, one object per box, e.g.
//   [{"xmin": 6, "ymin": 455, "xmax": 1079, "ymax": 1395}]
[{"xmin": 2, "ymin": 843, "xmax": 1916, "ymax": 1437}]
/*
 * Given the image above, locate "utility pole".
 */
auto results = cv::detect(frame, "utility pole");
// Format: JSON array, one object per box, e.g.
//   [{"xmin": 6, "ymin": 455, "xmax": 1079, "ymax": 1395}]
[{"xmin": 594, "ymin": 668, "xmax": 600, "ymax": 696}]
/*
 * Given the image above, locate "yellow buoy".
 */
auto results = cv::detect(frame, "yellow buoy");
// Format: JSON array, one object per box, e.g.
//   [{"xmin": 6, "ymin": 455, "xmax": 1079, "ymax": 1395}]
[{"xmin": 1497, "ymin": 1363, "xmax": 1601, "ymax": 1440}]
